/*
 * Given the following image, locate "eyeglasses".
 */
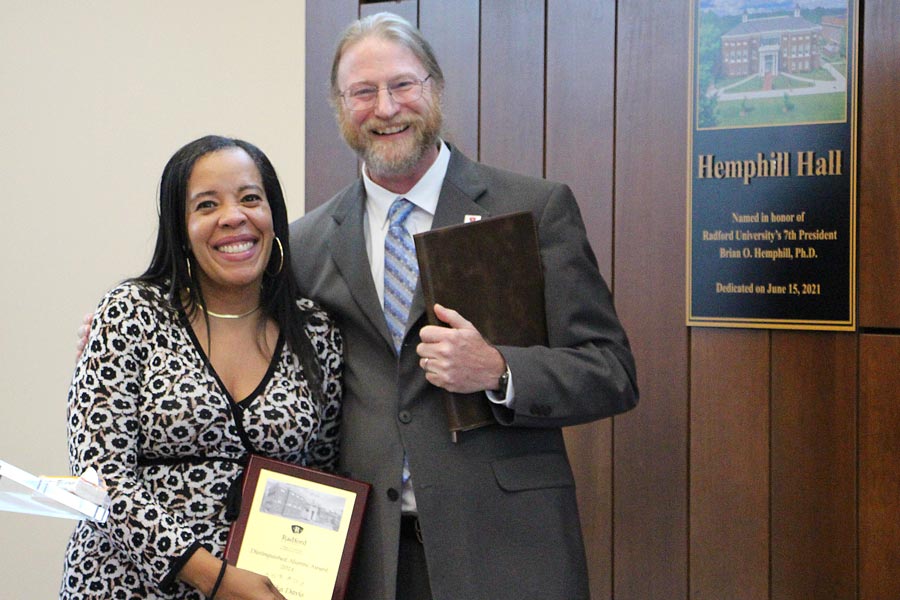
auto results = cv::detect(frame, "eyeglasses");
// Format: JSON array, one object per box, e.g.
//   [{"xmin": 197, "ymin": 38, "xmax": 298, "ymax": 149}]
[{"xmin": 339, "ymin": 74, "xmax": 432, "ymax": 111}]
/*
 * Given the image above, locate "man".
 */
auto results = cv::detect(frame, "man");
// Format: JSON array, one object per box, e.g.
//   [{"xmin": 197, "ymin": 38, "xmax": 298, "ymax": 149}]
[{"xmin": 291, "ymin": 12, "xmax": 638, "ymax": 600}]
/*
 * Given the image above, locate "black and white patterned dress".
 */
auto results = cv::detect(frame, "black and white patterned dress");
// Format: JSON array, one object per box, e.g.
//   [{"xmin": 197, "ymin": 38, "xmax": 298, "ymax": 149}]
[{"xmin": 59, "ymin": 281, "xmax": 342, "ymax": 599}]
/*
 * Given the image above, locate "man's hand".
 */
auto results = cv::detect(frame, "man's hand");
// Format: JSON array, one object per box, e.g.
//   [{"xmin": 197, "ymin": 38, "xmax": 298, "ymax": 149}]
[
  {"xmin": 75, "ymin": 312, "xmax": 93, "ymax": 360},
  {"xmin": 417, "ymin": 304, "xmax": 506, "ymax": 393}
]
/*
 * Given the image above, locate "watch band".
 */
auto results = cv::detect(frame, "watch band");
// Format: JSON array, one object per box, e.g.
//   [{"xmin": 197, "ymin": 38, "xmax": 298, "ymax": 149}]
[{"xmin": 495, "ymin": 364, "xmax": 510, "ymax": 396}]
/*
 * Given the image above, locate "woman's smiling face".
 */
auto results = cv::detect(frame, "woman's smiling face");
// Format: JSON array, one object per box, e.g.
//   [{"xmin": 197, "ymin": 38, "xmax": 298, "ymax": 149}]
[{"xmin": 185, "ymin": 147, "xmax": 274, "ymax": 299}]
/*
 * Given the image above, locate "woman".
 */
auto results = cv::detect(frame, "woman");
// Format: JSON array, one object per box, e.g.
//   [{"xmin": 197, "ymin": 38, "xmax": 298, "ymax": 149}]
[{"xmin": 60, "ymin": 135, "xmax": 342, "ymax": 599}]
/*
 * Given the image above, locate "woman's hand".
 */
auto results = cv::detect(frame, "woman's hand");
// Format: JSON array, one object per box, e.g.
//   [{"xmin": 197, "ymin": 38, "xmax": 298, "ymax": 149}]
[
  {"xmin": 75, "ymin": 312, "xmax": 93, "ymax": 359},
  {"xmin": 214, "ymin": 565, "xmax": 288, "ymax": 600},
  {"xmin": 179, "ymin": 549, "xmax": 288, "ymax": 600}
]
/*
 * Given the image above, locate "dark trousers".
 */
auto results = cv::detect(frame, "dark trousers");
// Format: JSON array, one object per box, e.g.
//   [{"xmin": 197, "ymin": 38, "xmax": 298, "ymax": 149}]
[{"xmin": 397, "ymin": 515, "xmax": 433, "ymax": 600}]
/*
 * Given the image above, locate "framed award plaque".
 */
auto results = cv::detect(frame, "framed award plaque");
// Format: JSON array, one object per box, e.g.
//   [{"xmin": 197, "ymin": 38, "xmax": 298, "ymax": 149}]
[{"xmin": 224, "ymin": 455, "xmax": 370, "ymax": 600}]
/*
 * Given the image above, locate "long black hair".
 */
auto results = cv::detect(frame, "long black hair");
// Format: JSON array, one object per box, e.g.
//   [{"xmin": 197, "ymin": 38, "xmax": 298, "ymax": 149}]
[{"xmin": 137, "ymin": 135, "xmax": 324, "ymax": 404}]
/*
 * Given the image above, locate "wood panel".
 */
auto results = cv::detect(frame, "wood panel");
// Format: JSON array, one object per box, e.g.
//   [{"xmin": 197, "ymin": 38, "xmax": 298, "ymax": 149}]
[
  {"xmin": 545, "ymin": 2, "xmax": 617, "ymax": 598},
  {"xmin": 304, "ymin": 0, "xmax": 359, "ymax": 211},
  {"xmin": 690, "ymin": 329, "xmax": 770, "ymax": 600},
  {"xmin": 360, "ymin": 0, "xmax": 418, "ymax": 23},
  {"xmin": 859, "ymin": 334, "xmax": 900, "ymax": 598},
  {"xmin": 546, "ymin": 0, "xmax": 616, "ymax": 280},
  {"xmin": 479, "ymin": 0, "xmax": 544, "ymax": 177},
  {"xmin": 612, "ymin": 1, "xmax": 690, "ymax": 598},
  {"xmin": 858, "ymin": 1, "xmax": 900, "ymax": 327},
  {"xmin": 770, "ymin": 332, "xmax": 857, "ymax": 599},
  {"xmin": 561, "ymin": 421, "xmax": 613, "ymax": 598},
  {"xmin": 419, "ymin": 0, "xmax": 479, "ymax": 159}
]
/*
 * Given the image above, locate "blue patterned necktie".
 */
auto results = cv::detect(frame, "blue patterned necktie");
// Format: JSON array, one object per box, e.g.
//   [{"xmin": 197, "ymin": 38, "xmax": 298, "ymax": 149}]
[
  {"xmin": 384, "ymin": 198, "xmax": 419, "ymax": 352},
  {"xmin": 384, "ymin": 198, "xmax": 418, "ymax": 489}
]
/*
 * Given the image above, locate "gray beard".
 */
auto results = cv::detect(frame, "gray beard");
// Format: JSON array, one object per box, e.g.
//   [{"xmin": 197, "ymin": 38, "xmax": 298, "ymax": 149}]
[
  {"xmin": 362, "ymin": 135, "xmax": 434, "ymax": 179},
  {"xmin": 337, "ymin": 98, "xmax": 443, "ymax": 180}
]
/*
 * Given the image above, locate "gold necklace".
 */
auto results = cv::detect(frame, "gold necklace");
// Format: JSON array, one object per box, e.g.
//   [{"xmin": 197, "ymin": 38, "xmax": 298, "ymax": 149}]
[{"xmin": 200, "ymin": 304, "xmax": 261, "ymax": 319}]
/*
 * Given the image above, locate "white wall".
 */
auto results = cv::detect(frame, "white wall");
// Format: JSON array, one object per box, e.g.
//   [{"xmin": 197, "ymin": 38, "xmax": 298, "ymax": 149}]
[{"xmin": 0, "ymin": 2, "xmax": 305, "ymax": 597}]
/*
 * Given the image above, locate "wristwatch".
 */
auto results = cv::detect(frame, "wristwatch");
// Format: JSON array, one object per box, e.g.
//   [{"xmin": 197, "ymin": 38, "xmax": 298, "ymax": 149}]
[{"xmin": 494, "ymin": 364, "xmax": 510, "ymax": 397}]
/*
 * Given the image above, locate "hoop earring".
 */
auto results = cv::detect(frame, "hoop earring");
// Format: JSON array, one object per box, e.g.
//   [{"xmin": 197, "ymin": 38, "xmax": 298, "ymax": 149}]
[{"xmin": 266, "ymin": 236, "xmax": 284, "ymax": 276}]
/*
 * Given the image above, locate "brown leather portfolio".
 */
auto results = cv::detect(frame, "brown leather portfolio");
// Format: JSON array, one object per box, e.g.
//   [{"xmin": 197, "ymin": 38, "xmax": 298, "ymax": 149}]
[{"xmin": 413, "ymin": 211, "xmax": 547, "ymax": 438}]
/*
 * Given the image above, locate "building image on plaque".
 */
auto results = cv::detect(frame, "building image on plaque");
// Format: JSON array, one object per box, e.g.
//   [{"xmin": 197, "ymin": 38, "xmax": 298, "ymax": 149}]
[
  {"xmin": 259, "ymin": 480, "xmax": 345, "ymax": 532},
  {"xmin": 697, "ymin": 0, "xmax": 849, "ymax": 129}
]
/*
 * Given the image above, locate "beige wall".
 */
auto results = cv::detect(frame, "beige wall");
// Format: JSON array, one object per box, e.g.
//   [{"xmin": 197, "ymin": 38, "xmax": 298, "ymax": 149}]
[{"xmin": 0, "ymin": 2, "xmax": 305, "ymax": 596}]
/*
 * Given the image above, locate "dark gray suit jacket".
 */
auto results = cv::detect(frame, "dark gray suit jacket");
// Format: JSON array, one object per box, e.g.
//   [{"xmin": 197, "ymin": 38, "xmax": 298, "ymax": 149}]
[{"xmin": 290, "ymin": 146, "xmax": 638, "ymax": 600}]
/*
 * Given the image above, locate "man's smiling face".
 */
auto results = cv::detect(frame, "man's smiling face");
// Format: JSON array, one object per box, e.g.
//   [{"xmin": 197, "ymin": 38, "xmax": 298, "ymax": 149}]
[{"xmin": 335, "ymin": 35, "xmax": 442, "ymax": 183}]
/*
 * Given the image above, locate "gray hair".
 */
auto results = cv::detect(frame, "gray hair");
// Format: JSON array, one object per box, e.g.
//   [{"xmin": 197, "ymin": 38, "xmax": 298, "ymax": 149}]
[{"xmin": 329, "ymin": 12, "xmax": 445, "ymax": 100}]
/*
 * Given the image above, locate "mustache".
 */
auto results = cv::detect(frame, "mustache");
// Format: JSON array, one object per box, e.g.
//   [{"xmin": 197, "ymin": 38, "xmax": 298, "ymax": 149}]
[{"xmin": 363, "ymin": 115, "xmax": 421, "ymax": 132}]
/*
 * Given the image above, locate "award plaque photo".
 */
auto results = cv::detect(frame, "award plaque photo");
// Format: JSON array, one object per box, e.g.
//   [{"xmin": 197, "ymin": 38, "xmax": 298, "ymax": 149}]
[{"xmin": 224, "ymin": 455, "xmax": 370, "ymax": 600}]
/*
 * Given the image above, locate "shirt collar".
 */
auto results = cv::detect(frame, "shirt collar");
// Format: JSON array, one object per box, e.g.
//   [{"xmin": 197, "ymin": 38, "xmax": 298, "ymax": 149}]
[{"xmin": 363, "ymin": 140, "xmax": 451, "ymax": 227}]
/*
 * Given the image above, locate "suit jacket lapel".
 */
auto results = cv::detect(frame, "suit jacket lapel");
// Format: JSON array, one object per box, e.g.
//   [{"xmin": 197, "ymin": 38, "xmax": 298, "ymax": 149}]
[
  {"xmin": 328, "ymin": 148, "xmax": 494, "ymax": 350},
  {"xmin": 328, "ymin": 182, "xmax": 396, "ymax": 351},
  {"xmin": 407, "ymin": 147, "xmax": 492, "ymax": 328}
]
